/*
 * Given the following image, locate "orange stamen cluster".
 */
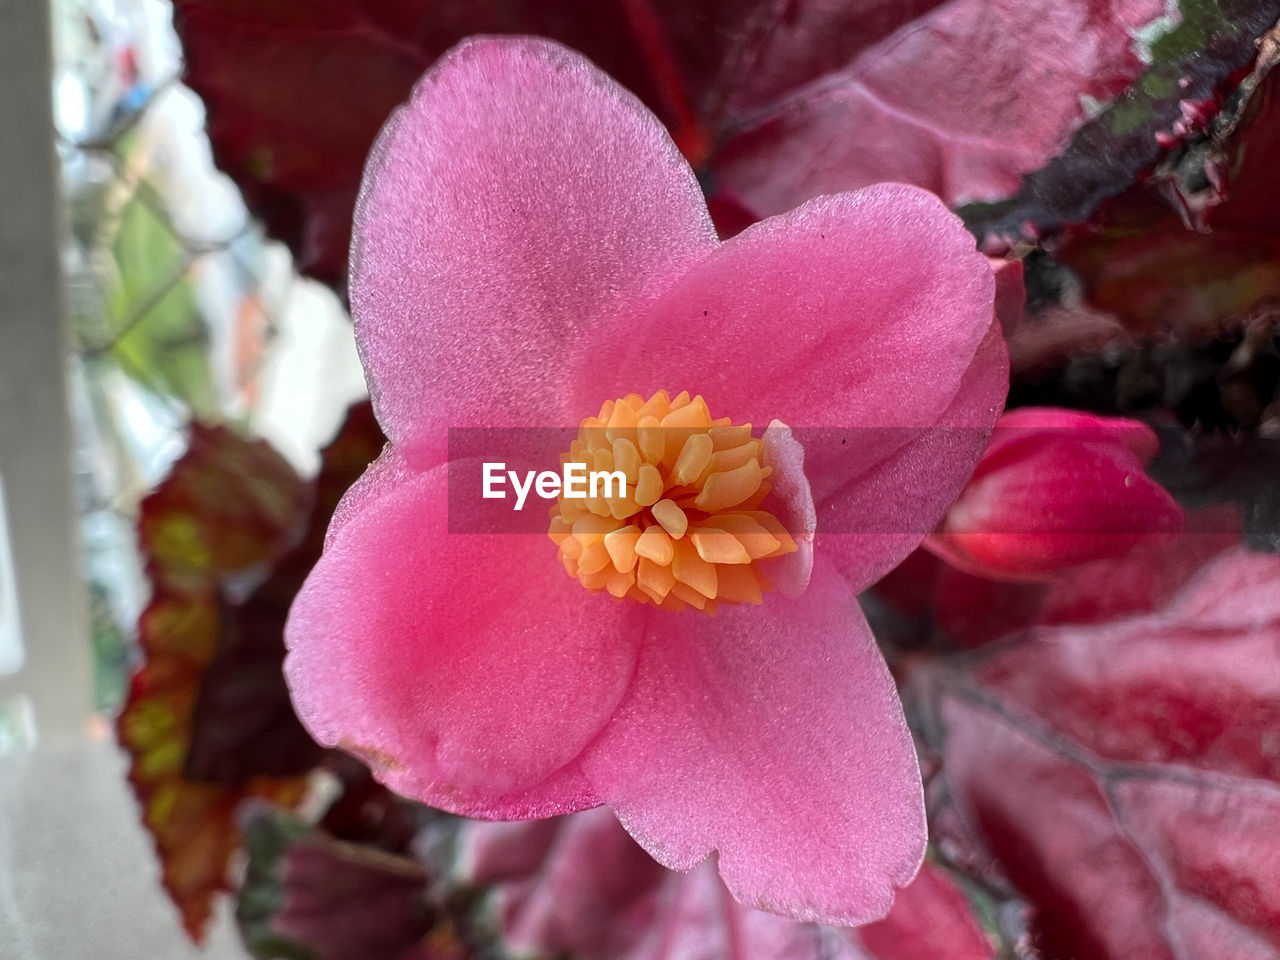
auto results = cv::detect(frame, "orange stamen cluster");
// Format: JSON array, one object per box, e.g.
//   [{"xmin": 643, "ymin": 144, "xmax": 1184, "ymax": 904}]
[{"xmin": 548, "ymin": 390, "xmax": 797, "ymax": 614}]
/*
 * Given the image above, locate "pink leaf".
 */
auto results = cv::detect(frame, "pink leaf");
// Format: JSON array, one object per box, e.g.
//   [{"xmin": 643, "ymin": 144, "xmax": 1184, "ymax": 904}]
[{"xmin": 923, "ymin": 544, "xmax": 1280, "ymax": 959}]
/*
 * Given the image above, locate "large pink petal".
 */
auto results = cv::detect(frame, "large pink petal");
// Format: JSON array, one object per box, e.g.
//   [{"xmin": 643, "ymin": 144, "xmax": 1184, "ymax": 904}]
[
  {"xmin": 577, "ymin": 185, "xmax": 995, "ymax": 430},
  {"xmin": 580, "ymin": 561, "xmax": 926, "ymax": 925},
  {"xmin": 283, "ymin": 456, "xmax": 643, "ymax": 818},
  {"xmin": 574, "ymin": 184, "xmax": 1006, "ymax": 589},
  {"xmin": 350, "ymin": 36, "xmax": 716, "ymax": 462}
]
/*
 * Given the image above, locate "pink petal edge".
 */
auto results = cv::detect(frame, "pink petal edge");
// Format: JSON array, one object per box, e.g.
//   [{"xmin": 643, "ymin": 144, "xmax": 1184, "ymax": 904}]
[
  {"xmin": 579, "ymin": 560, "xmax": 927, "ymax": 926},
  {"xmin": 761, "ymin": 419, "xmax": 816, "ymax": 596},
  {"xmin": 349, "ymin": 36, "xmax": 716, "ymax": 464},
  {"xmin": 284, "ymin": 457, "xmax": 641, "ymax": 818}
]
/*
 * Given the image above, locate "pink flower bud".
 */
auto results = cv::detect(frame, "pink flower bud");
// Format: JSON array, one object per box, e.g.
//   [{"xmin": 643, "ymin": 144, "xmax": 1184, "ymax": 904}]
[{"xmin": 926, "ymin": 408, "xmax": 1183, "ymax": 581}]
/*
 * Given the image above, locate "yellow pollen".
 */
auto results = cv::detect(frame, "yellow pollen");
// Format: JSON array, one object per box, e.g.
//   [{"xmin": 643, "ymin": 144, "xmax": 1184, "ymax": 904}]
[{"xmin": 548, "ymin": 390, "xmax": 798, "ymax": 614}]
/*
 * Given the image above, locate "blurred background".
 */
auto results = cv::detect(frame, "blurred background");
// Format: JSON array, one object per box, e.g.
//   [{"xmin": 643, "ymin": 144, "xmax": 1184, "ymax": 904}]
[{"xmin": 1, "ymin": 0, "xmax": 364, "ymax": 955}]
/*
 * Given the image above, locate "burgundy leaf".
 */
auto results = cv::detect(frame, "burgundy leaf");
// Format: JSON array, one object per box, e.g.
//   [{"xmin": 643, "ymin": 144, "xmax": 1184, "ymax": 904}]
[
  {"xmin": 1056, "ymin": 33, "xmax": 1280, "ymax": 340},
  {"xmin": 183, "ymin": 589, "xmax": 325, "ymax": 781},
  {"xmin": 175, "ymin": 0, "xmax": 1280, "ymax": 285},
  {"xmin": 174, "ymin": 0, "xmax": 713, "ymax": 282},
  {"xmin": 920, "ymin": 543, "xmax": 1280, "ymax": 959},
  {"xmin": 237, "ymin": 808, "xmax": 466, "ymax": 960},
  {"xmin": 120, "ymin": 424, "xmax": 312, "ymax": 941},
  {"xmin": 185, "ymin": 402, "xmax": 384, "ymax": 782},
  {"xmin": 1055, "ymin": 190, "xmax": 1280, "ymax": 340},
  {"xmin": 120, "ymin": 408, "xmax": 382, "ymax": 940}
]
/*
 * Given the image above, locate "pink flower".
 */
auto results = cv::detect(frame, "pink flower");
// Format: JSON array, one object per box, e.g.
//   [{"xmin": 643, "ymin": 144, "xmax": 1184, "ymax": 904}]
[
  {"xmin": 284, "ymin": 36, "xmax": 1007, "ymax": 924},
  {"xmin": 925, "ymin": 407, "xmax": 1183, "ymax": 582}
]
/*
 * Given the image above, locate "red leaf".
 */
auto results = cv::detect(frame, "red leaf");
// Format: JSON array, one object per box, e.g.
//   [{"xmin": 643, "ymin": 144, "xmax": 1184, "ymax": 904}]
[
  {"xmin": 120, "ymin": 425, "xmax": 311, "ymax": 941},
  {"xmin": 921, "ymin": 543, "xmax": 1280, "ymax": 959},
  {"xmin": 175, "ymin": 0, "xmax": 1280, "ymax": 284},
  {"xmin": 1056, "ymin": 33, "xmax": 1280, "ymax": 340},
  {"xmin": 851, "ymin": 862, "xmax": 997, "ymax": 960},
  {"xmin": 137, "ymin": 423, "xmax": 309, "ymax": 593},
  {"xmin": 238, "ymin": 808, "xmax": 467, "ymax": 960},
  {"xmin": 119, "ymin": 408, "xmax": 384, "ymax": 941}
]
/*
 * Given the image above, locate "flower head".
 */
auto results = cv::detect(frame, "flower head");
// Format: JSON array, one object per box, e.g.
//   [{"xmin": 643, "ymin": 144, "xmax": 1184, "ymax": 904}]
[{"xmin": 284, "ymin": 36, "xmax": 1007, "ymax": 925}]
